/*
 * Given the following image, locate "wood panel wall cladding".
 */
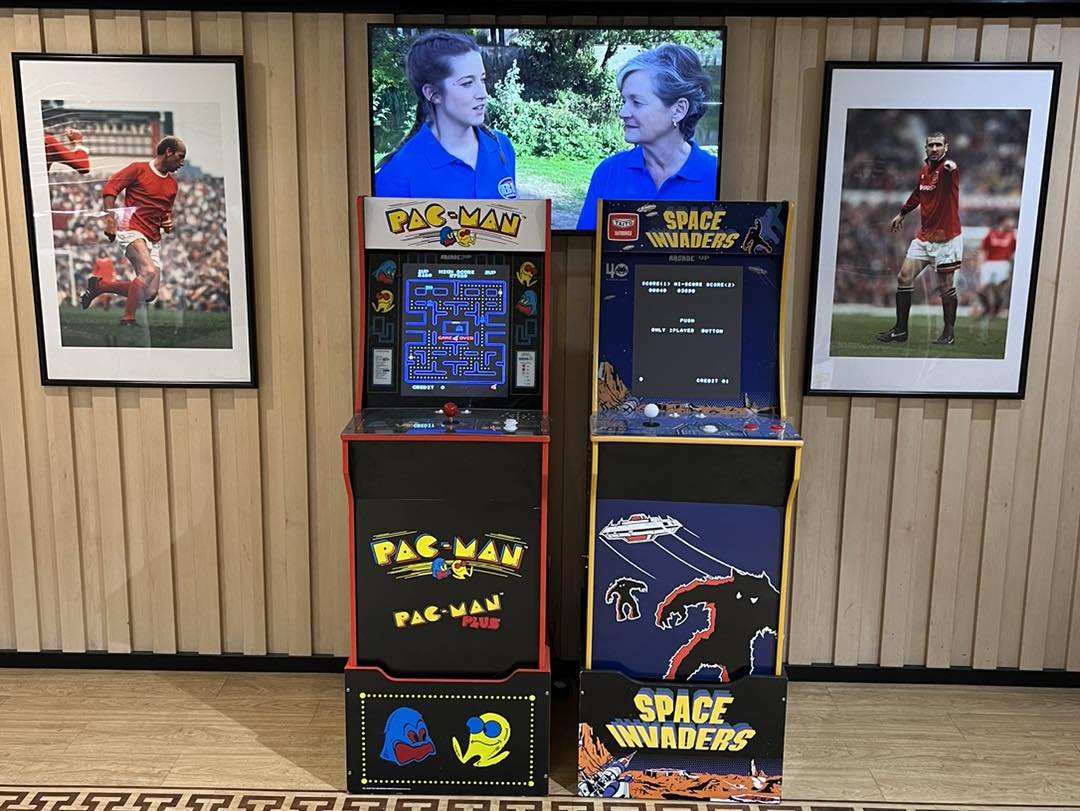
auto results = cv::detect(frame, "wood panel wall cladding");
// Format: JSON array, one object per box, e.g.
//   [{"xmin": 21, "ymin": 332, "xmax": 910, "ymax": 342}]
[{"xmin": 1, "ymin": 11, "xmax": 1079, "ymax": 671}]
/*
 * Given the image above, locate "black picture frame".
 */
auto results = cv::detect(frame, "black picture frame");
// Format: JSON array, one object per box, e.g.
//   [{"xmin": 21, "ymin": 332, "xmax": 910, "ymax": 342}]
[
  {"xmin": 13, "ymin": 53, "xmax": 257, "ymax": 388},
  {"xmin": 803, "ymin": 61, "xmax": 1060, "ymax": 399}
]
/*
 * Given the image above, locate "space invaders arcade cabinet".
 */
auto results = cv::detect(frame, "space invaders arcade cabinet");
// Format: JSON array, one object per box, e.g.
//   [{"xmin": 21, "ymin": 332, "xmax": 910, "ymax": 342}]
[
  {"xmin": 578, "ymin": 200, "xmax": 803, "ymax": 804},
  {"xmin": 343, "ymin": 197, "xmax": 551, "ymax": 796}
]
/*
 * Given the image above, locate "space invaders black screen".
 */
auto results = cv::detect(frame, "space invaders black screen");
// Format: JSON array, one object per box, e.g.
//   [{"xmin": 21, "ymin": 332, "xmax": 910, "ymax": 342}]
[{"xmin": 631, "ymin": 264, "xmax": 744, "ymax": 401}]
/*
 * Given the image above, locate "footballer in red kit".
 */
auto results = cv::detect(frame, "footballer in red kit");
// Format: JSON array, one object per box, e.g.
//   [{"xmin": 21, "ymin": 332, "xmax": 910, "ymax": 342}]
[
  {"xmin": 79, "ymin": 135, "xmax": 186, "ymax": 325},
  {"xmin": 44, "ymin": 128, "xmax": 90, "ymax": 174},
  {"xmin": 878, "ymin": 131, "xmax": 963, "ymax": 346},
  {"xmin": 976, "ymin": 216, "xmax": 1016, "ymax": 319}
]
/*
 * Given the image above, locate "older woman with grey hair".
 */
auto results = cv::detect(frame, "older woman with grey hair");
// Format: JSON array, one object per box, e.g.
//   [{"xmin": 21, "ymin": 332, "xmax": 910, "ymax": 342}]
[{"xmin": 576, "ymin": 43, "xmax": 717, "ymax": 230}]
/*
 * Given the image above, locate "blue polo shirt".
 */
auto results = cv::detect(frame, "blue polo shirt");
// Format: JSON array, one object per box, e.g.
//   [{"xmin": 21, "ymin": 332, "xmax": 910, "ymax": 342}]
[
  {"xmin": 375, "ymin": 124, "xmax": 518, "ymax": 200},
  {"xmin": 576, "ymin": 142, "xmax": 718, "ymax": 230}
]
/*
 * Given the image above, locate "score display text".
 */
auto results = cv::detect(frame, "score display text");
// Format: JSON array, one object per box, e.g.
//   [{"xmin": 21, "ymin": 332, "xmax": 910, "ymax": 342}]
[{"xmin": 631, "ymin": 265, "xmax": 743, "ymax": 401}]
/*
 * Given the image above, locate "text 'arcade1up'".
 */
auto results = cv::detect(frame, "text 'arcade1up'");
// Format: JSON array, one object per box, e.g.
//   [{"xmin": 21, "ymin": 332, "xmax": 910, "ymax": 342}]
[
  {"xmin": 343, "ymin": 197, "xmax": 551, "ymax": 796},
  {"xmin": 579, "ymin": 200, "xmax": 804, "ymax": 804}
]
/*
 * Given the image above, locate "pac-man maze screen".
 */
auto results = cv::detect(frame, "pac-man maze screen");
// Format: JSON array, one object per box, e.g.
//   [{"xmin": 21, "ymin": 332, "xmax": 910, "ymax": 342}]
[{"xmin": 402, "ymin": 262, "xmax": 511, "ymax": 397}]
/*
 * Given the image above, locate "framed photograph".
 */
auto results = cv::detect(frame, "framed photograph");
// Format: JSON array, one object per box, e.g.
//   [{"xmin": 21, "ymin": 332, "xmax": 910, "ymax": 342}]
[
  {"xmin": 804, "ymin": 62, "xmax": 1060, "ymax": 398},
  {"xmin": 13, "ymin": 54, "xmax": 256, "ymax": 387}
]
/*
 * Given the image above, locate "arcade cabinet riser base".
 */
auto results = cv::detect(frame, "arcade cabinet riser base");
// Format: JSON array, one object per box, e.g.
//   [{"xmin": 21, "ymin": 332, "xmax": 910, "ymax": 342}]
[
  {"xmin": 345, "ymin": 665, "xmax": 551, "ymax": 796},
  {"xmin": 577, "ymin": 668, "xmax": 786, "ymax": 804}
]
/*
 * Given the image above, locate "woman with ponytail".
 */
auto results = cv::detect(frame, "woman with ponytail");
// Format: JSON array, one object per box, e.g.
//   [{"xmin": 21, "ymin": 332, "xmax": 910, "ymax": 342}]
[{"xmin": 375, "ymin": 30, "xmax": 518, "ymax": 200}]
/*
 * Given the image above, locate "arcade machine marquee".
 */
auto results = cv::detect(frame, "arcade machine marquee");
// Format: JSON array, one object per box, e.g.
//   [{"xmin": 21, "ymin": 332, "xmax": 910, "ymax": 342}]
[
  {"xmin": 343, "ymin": 197, "xmax": 551, "ymax": 795},
  {"xmin": 578, "ymin": 200, "xmax": 803, "ymax": 804}
]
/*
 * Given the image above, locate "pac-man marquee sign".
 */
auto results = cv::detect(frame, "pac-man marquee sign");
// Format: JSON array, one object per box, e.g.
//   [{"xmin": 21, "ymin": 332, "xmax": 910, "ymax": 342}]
[{"xmin": 364, "ymin": 197, "xmax": 547, "ymax": 252}]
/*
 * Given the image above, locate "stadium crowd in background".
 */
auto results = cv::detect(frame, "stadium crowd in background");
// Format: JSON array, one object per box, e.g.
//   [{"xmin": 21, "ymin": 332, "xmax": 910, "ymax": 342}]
[{"xmin": 49, "ymin": 172, "xmax": 231, "ymax": 312}]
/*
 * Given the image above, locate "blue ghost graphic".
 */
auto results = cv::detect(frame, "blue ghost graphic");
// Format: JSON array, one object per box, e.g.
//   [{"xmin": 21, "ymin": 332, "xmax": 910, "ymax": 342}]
[{"xmin": 380, "ymin": 707, "xmax": 436, "ymax": 766}]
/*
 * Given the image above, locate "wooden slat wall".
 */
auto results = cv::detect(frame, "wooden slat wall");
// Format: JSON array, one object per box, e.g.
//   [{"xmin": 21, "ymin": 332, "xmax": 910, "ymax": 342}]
[{"xmin": 1, "ymin": 10, "xmax": 1079, "ymax": 672}]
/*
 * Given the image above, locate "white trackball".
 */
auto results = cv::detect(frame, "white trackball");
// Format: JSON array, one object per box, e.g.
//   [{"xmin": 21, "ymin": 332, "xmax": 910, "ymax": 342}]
[
  {"xmin": 643, "ymin": 403, "xmax": 660, "ymax": 419},
  {"xmin": 703, "ymin": 424, "xmax": 719, "ymax": 434}
]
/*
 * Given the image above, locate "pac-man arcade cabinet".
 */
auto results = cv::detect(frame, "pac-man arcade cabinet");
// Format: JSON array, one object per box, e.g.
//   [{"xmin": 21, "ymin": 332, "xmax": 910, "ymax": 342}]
[
  {"xmin": 344, "ymin": 197, "xmax": 551, "ymax": 795},
  {"xmin": 578, "ymin": 201, "xmax": 803, "ymax": 804}
]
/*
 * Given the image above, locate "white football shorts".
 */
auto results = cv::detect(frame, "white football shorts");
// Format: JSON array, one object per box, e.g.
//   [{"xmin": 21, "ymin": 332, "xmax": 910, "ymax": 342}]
[{"xmin": 906, "ymin": 233, "xmax": 963, "ymax": 272}]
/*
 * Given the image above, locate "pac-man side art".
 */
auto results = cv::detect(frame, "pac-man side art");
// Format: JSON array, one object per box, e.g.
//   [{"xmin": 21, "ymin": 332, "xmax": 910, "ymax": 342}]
[
  {"xmin": 452, "ymin": 712, "xmax": 511, "ymax": 767},
  {"xmin": 380, "ymin": 707, "xmax": 436, "ymax": 766}
]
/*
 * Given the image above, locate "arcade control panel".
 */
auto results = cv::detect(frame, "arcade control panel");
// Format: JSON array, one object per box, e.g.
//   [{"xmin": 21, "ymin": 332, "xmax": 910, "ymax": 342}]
[
  {"xmin": 344, "ymin": 403, "xmax": 549, "ymax": 437},
  {"xmin": 592, "ymin": 402, "xmax": 800, "ymax": 440}
]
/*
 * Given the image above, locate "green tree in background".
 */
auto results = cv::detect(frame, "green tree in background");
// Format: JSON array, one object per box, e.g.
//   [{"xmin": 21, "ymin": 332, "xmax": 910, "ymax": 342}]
[
  {"xmin": 371, "ymin": 26, "xmax": 722, "ymax": 161},
  {"xmin": 510, "ymin": 28, "xmax": 719, "ymax": 103}
]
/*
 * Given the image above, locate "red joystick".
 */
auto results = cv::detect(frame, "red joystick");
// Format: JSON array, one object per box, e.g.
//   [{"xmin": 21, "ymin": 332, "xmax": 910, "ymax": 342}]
[
  {"xmin": 769, "ymin": 422, "xmax": 784, "ymax": 433},
  {"xmin": 442, "ymin": 402, "xmax": 459, "ymax": 419},
  {"xmin": 743, "ymin": 420, "xmax": 758, "ymax": 432}
]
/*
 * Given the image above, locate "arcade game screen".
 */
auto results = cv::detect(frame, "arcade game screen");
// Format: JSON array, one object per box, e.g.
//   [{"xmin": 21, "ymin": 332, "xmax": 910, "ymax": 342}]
[
  {"xmin": 365, "ymin": 248, "xmax": 543, "ymax": 409},
  {"xmin": 632, "ymin": 264, "xmax": 744, "ymax": 402},
  {"xmin": 401, "ymin": 262, "xmax": 511, "ymax": 398}
]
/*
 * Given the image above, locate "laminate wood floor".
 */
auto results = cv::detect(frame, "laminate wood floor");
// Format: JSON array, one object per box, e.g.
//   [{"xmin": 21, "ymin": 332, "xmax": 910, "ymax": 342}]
[{"xmin": 0, "ymin": 670, "xmax": 1078, "ymax": 807}]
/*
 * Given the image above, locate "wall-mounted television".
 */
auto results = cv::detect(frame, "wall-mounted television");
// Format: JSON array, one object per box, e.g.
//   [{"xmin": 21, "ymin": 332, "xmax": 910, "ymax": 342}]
[{"xmin": 368, "ymin": 25, "xmax": 725, "ymax": 232}]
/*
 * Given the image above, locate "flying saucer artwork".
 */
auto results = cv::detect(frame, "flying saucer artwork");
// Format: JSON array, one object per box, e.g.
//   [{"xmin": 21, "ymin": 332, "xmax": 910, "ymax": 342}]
[
  {"xmin": 599, "ymin": 513, "xmax": 682, "ymax": 544},
  {"xmin": 591, "ymin": 499, "xmax": 784, "ymax": 682}
]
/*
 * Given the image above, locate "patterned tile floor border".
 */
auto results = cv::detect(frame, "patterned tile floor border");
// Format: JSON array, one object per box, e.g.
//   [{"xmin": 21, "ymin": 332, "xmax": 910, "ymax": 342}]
[{"xmin": 1, "ymin": 789, "xmax": 1077, "ymax": 811}]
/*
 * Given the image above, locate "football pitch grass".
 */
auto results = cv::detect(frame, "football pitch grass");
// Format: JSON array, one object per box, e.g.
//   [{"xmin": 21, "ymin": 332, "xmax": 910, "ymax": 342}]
[
  {"xmin": 59, "ymin": 305, "xmax": 232, "ymax": 349},
  {"xmin": 830, "ymin": 311, "xmax": 1008, "ymax": 359}
]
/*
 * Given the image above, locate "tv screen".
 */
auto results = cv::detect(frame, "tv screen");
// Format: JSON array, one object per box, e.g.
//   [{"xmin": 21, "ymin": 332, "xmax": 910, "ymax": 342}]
[
  {"xmin": 401, "ymin": 261, "xmax": 511, "ymax": 398},
  {"xmin": 368, "ymin": 26, "xmax": 725, "ymax": 231}
]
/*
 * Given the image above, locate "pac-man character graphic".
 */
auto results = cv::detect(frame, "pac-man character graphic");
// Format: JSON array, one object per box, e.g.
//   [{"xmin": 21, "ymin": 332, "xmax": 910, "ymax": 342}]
[
  {"xmin": 453, "ymin": 712, "xmax": 510, "ymax": 767},
  {"xmin": 516, "ymin": 261, "xmax": 538, "ymax": 287},
  {"xmin": 449, "ymin": 559, "xmax": 473, "ymax": 580},
  {"xmin": 380, "ymin": 707, "xmax": 435, "ymax": 766},
  {"xmin": 516, "ymin": 289, "xmax": 538, "ymax": 317},
  {"xmin": 456, "ymin": 228, "xmax": 476, "ymax": 247},
  {"xmin": 372, "ymin": 290, "xmax": 395, "ymax": 313},
  {"xmin": 373, "ymin": 259, "xmax": 397, "ymax": 284}
]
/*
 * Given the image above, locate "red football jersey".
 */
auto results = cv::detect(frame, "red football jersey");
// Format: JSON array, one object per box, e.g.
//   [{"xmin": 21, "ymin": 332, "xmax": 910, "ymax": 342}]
[
  {"xmin": 901, "ymin": 158, "xmax": 961, "ymax": 242},
  {"xmin": 92, "ymin": 257, "xmax": 117, "ymax": 282},
  {"xmin": 44, "ymin": 132, "xmax": 89, "ymax": 174},
  {"xmin": 103, "ymin": 161, "xmax": 178, "ymax": 243},
  {"xmin": 981, "ymin": 229, "xmax": 1016, "ymax": 261}
]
